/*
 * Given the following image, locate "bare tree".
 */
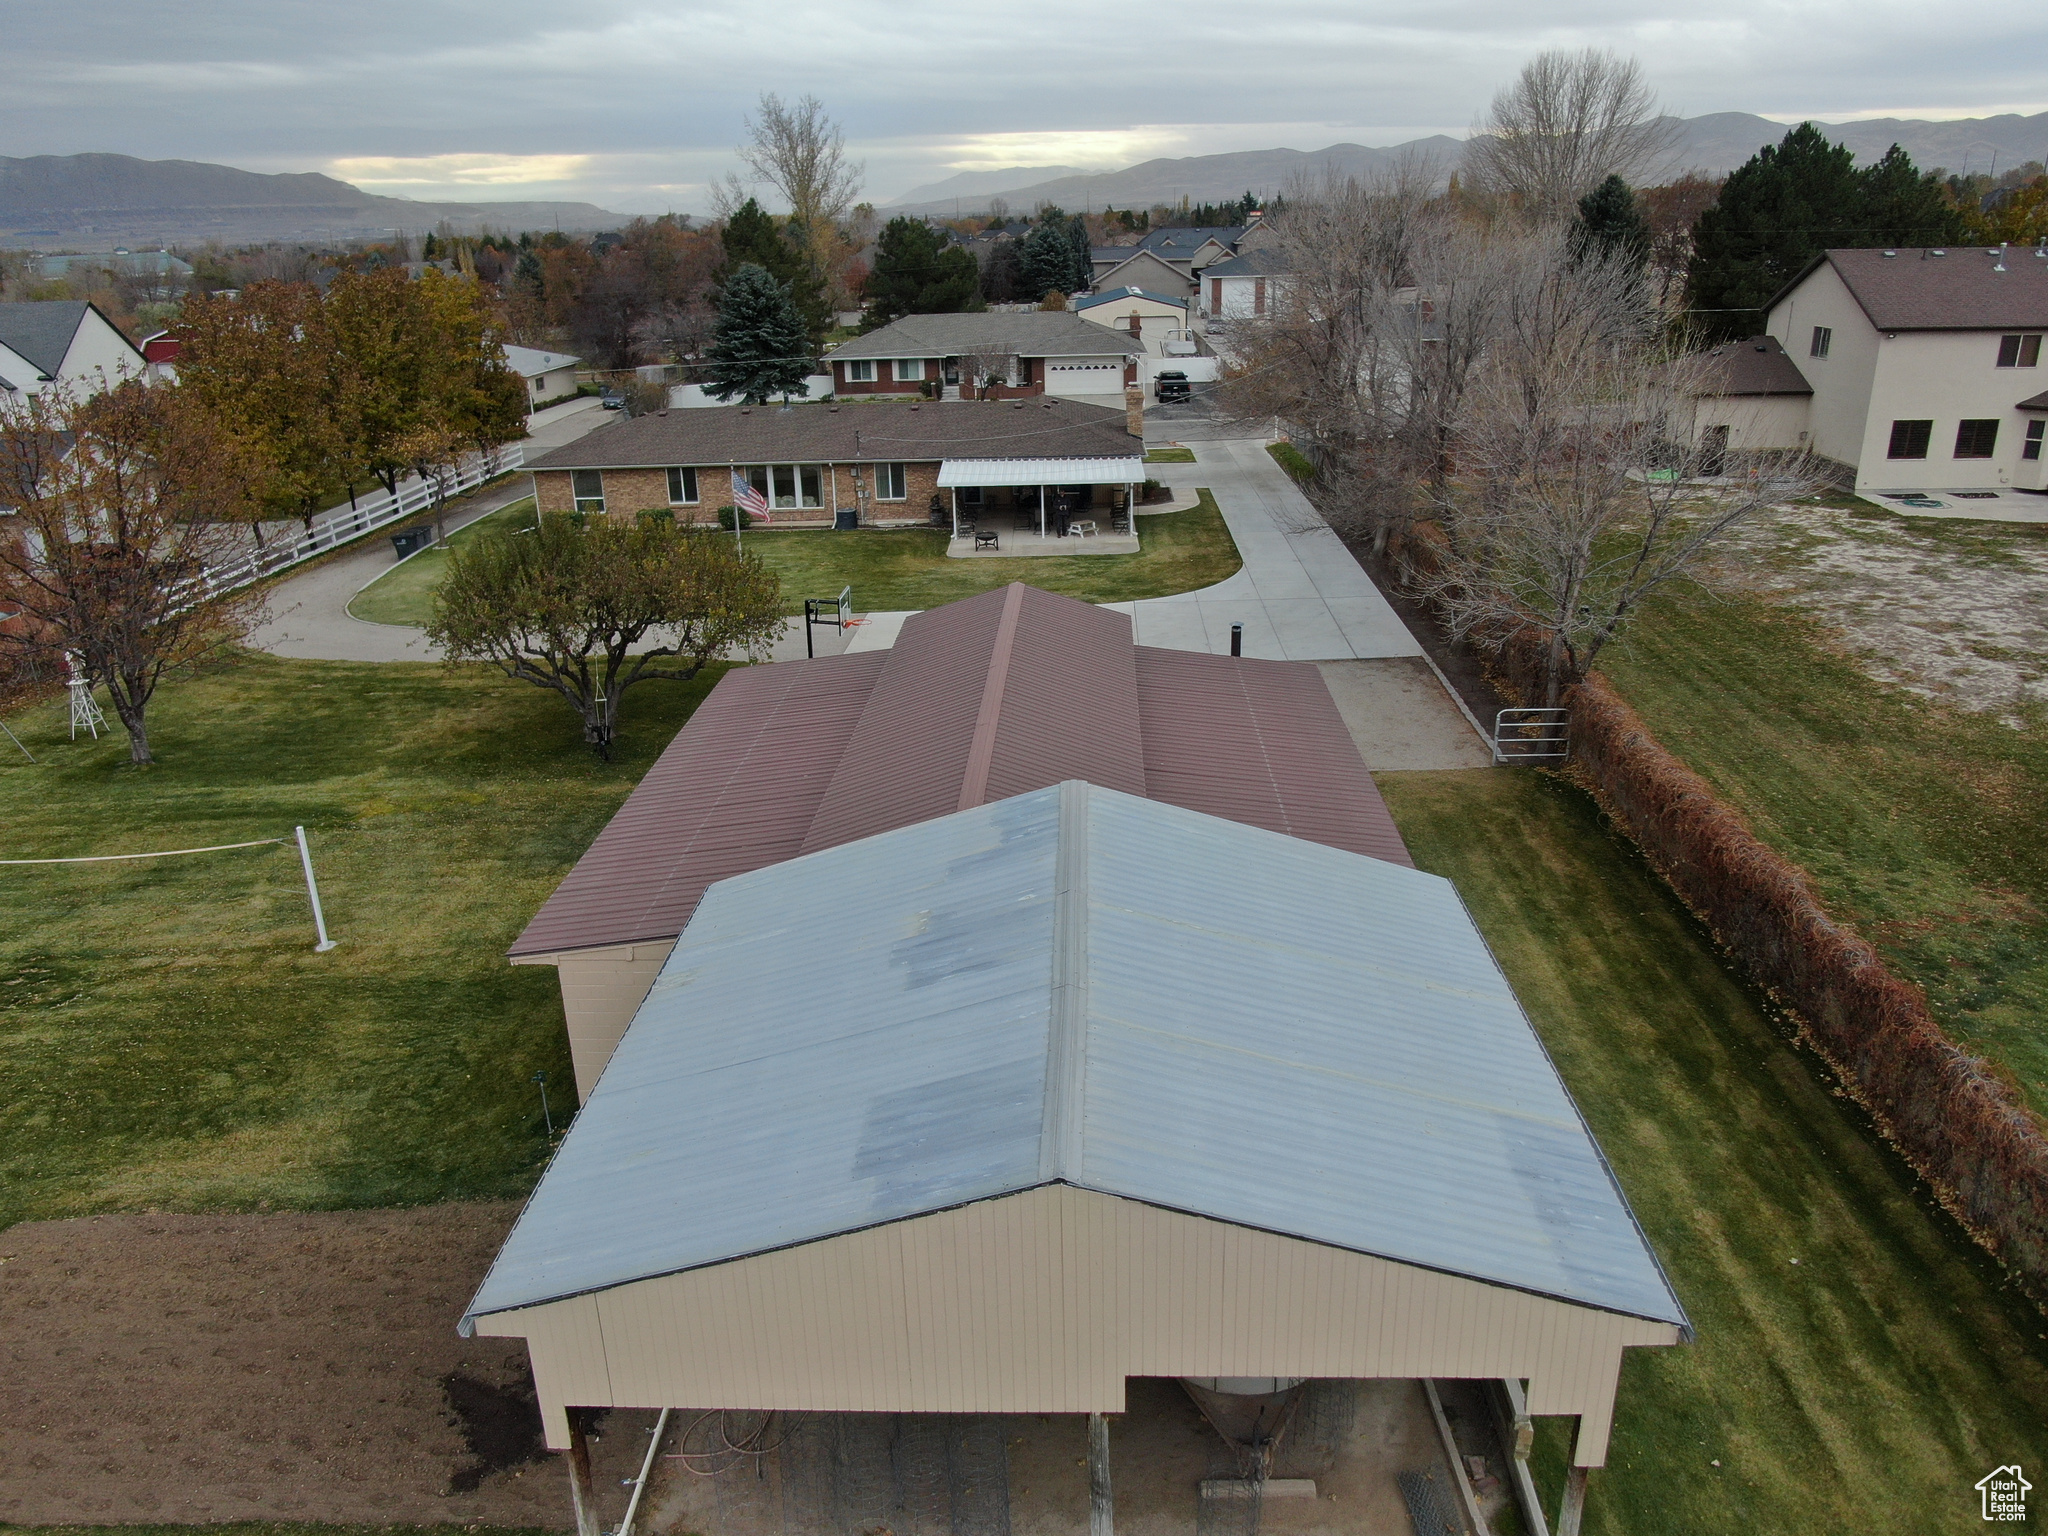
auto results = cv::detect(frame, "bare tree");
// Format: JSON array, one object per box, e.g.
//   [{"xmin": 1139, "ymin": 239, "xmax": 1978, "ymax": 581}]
[
  {"xmin": 961, "ymin": 337, "xmax": 1016, "ymax": 398},
  {"xmin": 1462, "ymin": 49, "xmax": 1676, "ymax": 219},
  {"xmin": 736, "ymin": 93, "xmax": 864, "ymax": 260},
  {"xmin": 0, "ymin": 383, "xmax": 265, "ymax": 764},
  {"xmin": 1417, "ymin": 248, "xmax": 1821, "ymax": 703}
]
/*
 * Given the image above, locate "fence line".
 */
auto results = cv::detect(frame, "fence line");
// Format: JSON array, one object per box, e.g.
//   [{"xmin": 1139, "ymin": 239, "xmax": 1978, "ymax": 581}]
[{"xmin": 188, "ymin": 442, "xmax": 525, "ymax": 603}]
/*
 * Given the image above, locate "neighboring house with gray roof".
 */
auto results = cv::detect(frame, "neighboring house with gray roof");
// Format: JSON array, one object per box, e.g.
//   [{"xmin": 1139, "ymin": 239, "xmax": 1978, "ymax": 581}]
[
  {"xmin": 1761, "ymin": 246, "xmax": 2048, "ymax": 494},
  {"xmin": 826, "ymin": 311, "xmax": 1142, "ymax": 400},
  {"xmin": 1681, "ymin": 335, "xmax": 1815, "ymax": 468},
  {"xmin": 1072, "ymin": 285, "xmax": 1194, "ymax": 357},
  {"xmin": 1090, "ymin": 247, "xmax": 1196, "ymax": 301},
  {"xmin": 523, "ymin": 396, "xmax": 1144, "ymax": 526},
  {"xmin": 501, "ymin": 343, "xmax": 582, "ymax": 409},
  {"xmin": 0, "ymin": 301, "xmax": 144, "ymax": 398},
  {"xmin": 1201, "ymin": 247, "xmax": 1293, "ymax": 324}
]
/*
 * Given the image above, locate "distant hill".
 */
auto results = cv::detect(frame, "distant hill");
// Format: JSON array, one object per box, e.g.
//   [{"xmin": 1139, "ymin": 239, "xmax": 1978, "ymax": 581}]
[
  {"xmin": 0, "ymin": 153, "xmax": 627, "ymax": 249},
  {"xmin": 888, "ymin": 111, "xmax": 2048, "ymax": 216},
  {"xmin": 885, "ymin": 166, "xmax": 1092, "ymax": 207}
]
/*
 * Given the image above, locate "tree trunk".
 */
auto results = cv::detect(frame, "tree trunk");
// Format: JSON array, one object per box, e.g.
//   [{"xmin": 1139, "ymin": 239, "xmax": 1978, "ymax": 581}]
[{"xmin": 108, "ymin": 690, "xmax": 152, "ymax": 765}]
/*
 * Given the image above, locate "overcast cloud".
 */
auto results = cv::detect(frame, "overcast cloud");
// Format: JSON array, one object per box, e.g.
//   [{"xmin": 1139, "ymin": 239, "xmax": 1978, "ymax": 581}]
[{"xmin": 5, "ymin": 0, "xmax": 2046, "ymax": 213}]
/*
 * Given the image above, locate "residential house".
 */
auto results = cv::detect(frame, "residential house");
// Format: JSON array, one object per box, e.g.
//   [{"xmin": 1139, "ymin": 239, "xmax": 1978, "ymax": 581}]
[
  {"xmin": 1682, "ymin": 335, "xmax": 1816, "ymax": 471},
  {"xmin": 1071, "ymin": 286, "xmax": 1194, "ymax": 357},
  {"xmin": 824, "ymin": 312, "xmax": 1143, "ymax": 400},
  {"xmin": 0, "ymin": 301, "xmax": 146, "ymax": 398},
  {"xmin": 502, "ymin": 343, "xmax": 583, "ymax": 410},
  {"xmin": 1087, "ymin": 247, "xmax": 1196, "ymax": 300},
  {"xmin": 522, "ymin": 396, "xmax": 1145, "ymax": 531},
  {"xmin": 1200, "ymin": 247, "xmax": 1291, "ymax": 324},
  {"xmin": 1756, "ymin": 246, "xmax": 2048, "ymax": 494}
]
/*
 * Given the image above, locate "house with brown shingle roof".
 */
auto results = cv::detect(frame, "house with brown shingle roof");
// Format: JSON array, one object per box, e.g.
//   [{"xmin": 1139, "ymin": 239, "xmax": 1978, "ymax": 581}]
[{"xmin": 1753, "ymin": 246, "xmax": 2048, "ymax": 494}]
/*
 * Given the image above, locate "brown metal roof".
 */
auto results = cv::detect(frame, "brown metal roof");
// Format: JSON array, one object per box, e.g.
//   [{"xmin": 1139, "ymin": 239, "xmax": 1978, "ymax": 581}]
[
  {"xmin": 513, "ymin": 583, "xmax": 1412, "ymax": 957},
  {"xmin": 1134, "ymin": 647, "xmax": 1413, "ymax": 867},
  {"xmin": 1781, "ymin": 247, "xmax": 2048, "ymax": 332},
  {"xmin": 1695, "ymin": 335, "xmax": 1812, "ymax": 397},
  {"xmin": 799, "ymin": 584, "xmax": 1145, "ymax": 854},
  {"xmin": 508, "ymin": 653, "xmax": 887, "ymax": 957},
  {"xmin": 524, "ymin": 398, "xmax": 1140, "ymax": 473}
]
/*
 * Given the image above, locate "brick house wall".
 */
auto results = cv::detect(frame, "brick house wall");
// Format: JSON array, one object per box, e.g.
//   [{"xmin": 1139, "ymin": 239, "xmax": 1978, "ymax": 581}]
[
  {"xmin": 529, "ymin": 462, "xmax": 946, "ymax": 528},
  {"xmin": 830, "ymin": 357, "xmax": 939, "ymax": 396}
]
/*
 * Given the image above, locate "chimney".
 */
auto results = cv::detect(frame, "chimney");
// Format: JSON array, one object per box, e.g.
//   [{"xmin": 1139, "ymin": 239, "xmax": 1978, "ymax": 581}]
[{"xmin": 1124, "ymin": 384, "xmax": 1145, "ymax": 438}]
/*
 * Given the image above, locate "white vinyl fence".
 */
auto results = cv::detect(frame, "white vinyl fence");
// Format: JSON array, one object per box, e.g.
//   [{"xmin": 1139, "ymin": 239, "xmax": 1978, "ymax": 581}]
[{"xmin": 188, "ymin": 443, "xmax": 524, "ymax": 603}]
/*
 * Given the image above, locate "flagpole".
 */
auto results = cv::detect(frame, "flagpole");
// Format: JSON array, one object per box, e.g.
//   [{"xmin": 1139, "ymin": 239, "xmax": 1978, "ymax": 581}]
[{"xmin": 729, "ymin": 462, "xmax": 742, "ymax": 555}]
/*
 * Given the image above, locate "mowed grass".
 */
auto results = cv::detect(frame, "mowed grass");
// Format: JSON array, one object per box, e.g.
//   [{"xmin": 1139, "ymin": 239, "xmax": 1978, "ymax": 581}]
[
  {"xmin": 346, "ymin": 496, "xmax": 539, "ymax": 626},
  {"xmin": 0, "ymin": 653, "xmax": 727, "ymax": 1229},
  {"xmin": 1598, "ymin": 585, "xmax": 2048, "ymax": 1119},
  {"xmin": 1378, "ymin": 769, "xmax": 2048, "ymax": 1534},
  {"xmin": 1144, "ymin": 446, "xmax": 1197, "ymax": 463}
]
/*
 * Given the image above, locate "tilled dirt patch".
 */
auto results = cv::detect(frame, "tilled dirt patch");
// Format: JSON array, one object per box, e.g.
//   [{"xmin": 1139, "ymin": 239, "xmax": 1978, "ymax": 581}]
[{"xmin": 0, "ymin": 1202, "xmax": 644, "ymax": 1525}]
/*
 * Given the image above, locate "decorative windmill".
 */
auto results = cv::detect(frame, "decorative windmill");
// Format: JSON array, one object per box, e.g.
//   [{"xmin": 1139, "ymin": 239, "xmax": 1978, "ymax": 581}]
[{"xmin": 65, "ymin": 654, "xmax": 106, "ymax": 741}]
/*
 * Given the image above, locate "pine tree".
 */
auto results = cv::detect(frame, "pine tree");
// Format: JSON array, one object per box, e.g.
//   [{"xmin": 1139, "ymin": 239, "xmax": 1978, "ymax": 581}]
[
  {"xmin": 1860, "ymin": 145, "xmax": 1969, "ymax": 247},
  {"xmin": 704, "ymin": 264, "xmax": 813, "ymax": 404},
  {"xmin": 718, "ymin": 198, "xmax": 831, "ymax": 345},
  {"xmin": 1020, "ymin": 220, "xmax": 1074, "ymax": 303},
  {"xmin": 1572, "ymin": 175, "xmax": 1652, "ymax": 271},
  {"xmin": 1065, "ymin": 213, "xmax": 1093, "ymax": 292},
  {"xmin": 862, "ymin": 217, "xmax": 984, "ymax": 326}
]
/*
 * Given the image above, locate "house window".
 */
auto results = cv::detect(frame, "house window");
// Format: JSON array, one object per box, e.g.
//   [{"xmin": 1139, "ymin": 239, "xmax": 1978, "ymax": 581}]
[
  {"xmin": 893, "ymin": 359, "xmax": 927, "ymax": 383},
  {"xmin": 1997, "ymin": 334, "xmax": 2043, "ymax": 368},
  {"xmin": 741, "ymin": 465, "xmax": 824, "ymax": 508},
  {"xmin": 1954, "ymin": 419, "xmax": 1999, "ymax": 458},
  {"xmin": 1886, "ymin": 420, "xmax": 1932, "ymax": 459},
  {"xmin": 667, "ymin": 466, "xmax": 699, "ymax": 504},
  {"xmin": 2024, "ymin": 420, "xmax": 2045, "ymax": 461},
  {"xmin": 571, "ymin": 469, "xmax": 605, "ymax": 513},
  {"xmin": 1810, "ymin": 326, "xmax": 1831, "ymax": 358},
  {"xmin": 875, "ymin": 463, "xmax": 907, "ymax": 500},
  {"xmin": 842, "ymin": 359, "xmax": 875, "ymax": 382}
]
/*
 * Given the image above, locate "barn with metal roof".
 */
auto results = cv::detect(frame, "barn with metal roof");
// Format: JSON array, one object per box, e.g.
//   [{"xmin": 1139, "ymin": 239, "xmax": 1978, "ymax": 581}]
[{"xmin": 469, "ymin": 781, "xmax": 1685, "ymax": 1532}]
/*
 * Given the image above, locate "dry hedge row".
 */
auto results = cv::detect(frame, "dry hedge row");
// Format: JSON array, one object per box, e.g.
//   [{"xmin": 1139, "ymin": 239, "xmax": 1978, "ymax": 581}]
[{"xmin": 1386, "ymin": 520, "xmax": 2048, "ymax": 1296}]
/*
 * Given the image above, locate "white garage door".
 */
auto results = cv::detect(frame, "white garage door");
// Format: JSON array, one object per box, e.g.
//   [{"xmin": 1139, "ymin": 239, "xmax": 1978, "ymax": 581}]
[{"xmin": 1045, "ymin": 361, "xmax": 1126, "ymax": 398}]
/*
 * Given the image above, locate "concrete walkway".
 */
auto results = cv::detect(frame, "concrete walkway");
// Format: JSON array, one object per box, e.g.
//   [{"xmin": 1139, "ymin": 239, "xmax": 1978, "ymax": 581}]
[{"xmin": 248, "ymin": 399, "xmax": 608, "ymax": 663}]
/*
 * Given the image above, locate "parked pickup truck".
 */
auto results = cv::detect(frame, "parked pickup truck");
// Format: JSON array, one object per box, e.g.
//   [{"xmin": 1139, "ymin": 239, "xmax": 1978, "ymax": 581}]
[{"xmin": 1153, "ymin": 371, "xmax": 1191, "ymax": 403}]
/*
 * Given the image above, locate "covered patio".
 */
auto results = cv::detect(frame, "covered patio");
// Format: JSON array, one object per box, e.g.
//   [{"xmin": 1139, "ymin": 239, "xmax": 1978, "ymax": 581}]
[{"xmin": 937, "ymin": 454, "xmax": 1146, "ymax": 552}]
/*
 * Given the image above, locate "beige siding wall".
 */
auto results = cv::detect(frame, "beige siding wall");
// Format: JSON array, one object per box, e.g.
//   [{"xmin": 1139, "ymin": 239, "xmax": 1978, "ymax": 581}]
[
  {"xmin": 1766, "ymin": 263, "xmax": 1880, "ymax": 470},
  {"xmin": 477, "ymin": 1184, "xmax": 1679, "ymax": 1463},
  {"xmin": 1687, "ymin": 393, "xmax": 1813, "ymax": 451},
  {"xmin": 514, "ymin": 941, "xmax": 676, "ymax": 1101}
]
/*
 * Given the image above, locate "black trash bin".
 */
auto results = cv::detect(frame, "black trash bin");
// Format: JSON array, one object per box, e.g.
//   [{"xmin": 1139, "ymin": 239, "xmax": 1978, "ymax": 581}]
[
  {"xmin": 834, "ymin": 507, "xmax": 859, "ymax": 530},
  {"xmin": 390, "ymin": 526, "xmax": 433, "ymax": 557}
]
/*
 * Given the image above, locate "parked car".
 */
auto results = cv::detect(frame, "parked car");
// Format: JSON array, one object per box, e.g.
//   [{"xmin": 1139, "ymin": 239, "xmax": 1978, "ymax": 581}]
[
  {"xmin": 1154, "ymin": 371, "xmax": 1191, "ymax": 403},
  {"xmin": 600, "ymin": 389, "xmax": 626, "ymax": 410}
]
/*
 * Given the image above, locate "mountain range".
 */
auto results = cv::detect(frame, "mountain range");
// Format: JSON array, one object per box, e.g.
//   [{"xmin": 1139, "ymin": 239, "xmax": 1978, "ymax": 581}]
[
  {"xmin": 0, "ymin": 154, "xmax": 626, "ymax": 249},
  {"xmin": 884, "ymin": 110, "xmax": 2048, "ymax": 215}
]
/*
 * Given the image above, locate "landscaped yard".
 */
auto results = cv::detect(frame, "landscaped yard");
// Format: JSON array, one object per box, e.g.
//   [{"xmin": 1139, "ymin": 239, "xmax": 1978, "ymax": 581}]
[
  {"xmin": 1597, "ymin": 510, "xmax": 2048, "ymax": 1121},
  {"xmin": 345, "ymin": 493, "xmax": 1240, "ymax": 625},
  {"xmin": 1378, "ymin": 768, "xmax": 2048, "ymax": 1535},
  {"xmin": 0, "ymin": 652, "xmax": 725, "ymax": 1229},
  {"xmin": 347, "ymin": 495, "xmax": 539, "ymax": 626},
  {"xmin": 1144, "ymin": 446, "xmax": 1197, "ymax": 463}
]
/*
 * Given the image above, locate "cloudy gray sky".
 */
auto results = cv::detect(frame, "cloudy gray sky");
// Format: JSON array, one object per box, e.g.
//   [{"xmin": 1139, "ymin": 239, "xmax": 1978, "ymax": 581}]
[{"xmin": 6, "ymin": 0, "xmax": 2045, "ymax": 213}]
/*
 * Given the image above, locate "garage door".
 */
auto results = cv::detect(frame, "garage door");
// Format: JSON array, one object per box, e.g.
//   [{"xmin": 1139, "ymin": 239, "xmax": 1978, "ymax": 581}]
[{"xmin": 1045, "ymin": 361, "xmax": 1126, "ymax": 398}]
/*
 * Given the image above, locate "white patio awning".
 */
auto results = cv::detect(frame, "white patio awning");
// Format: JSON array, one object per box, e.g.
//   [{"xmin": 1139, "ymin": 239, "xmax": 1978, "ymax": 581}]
[{"xmin": 937, "ymin": 457, "xmax": 1145, "ymax": 488}]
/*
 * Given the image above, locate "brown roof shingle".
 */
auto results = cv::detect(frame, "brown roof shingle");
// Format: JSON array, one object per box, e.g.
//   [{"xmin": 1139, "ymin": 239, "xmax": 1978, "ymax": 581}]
[
  {"xmin": 511, "ymin": 584, "xmax": 1412, "ymax": 958},
  {"xmin": 1695, "ymin": 335, "xmax": 1812, "ymax": 397},
  {"xmin": 525, "ymin": 398, "xmax": 1140, "ymax": 472},
  {"xmin": 1795, "ymin": 247, "xmax": 2048, "ymax": 331}
]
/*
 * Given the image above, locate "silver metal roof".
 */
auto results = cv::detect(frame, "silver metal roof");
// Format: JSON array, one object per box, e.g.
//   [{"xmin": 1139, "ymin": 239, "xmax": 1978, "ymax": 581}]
[
  {"xmin": 936, "ymin": 457, "xmax": 1145, "ymax": 487},
  {"xmin": 464, "ymin": 781, "xmax": 1684, "ymax": 1333}
]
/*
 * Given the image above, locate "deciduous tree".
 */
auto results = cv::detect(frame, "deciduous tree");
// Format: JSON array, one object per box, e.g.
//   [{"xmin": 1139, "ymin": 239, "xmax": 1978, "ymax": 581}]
[
  {"xmin": 734, "ymin": 92, "xmax": 864, "ymax": 272},
  {"xmin": 426, "ymin": 514, "xmax": 783, "ymax": 757},
  {"xmin": 1463, "ymin": 49, "xmax": 1675, "ymax": 218}
]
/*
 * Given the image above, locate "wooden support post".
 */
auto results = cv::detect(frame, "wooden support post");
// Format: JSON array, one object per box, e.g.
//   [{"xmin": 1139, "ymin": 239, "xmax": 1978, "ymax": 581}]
[
  {"xmin": 564, "ymin": 1407, "xmax": 602, "ymax": 1536},
  {"xmin": 1088, "ymin": 1411, "xmax": 1114, "ymax": 1536},
  {"xmin": 1556, "ymin": 1416, "xmax": 1590, "ymax": 1536}
]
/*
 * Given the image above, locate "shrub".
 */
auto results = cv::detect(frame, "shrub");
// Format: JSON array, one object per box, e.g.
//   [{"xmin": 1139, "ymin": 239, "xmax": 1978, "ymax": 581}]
[
  {"xmin": 716, "ymin": 505, "xmax": 753, "ymax": 531},
  {"xmin": 1268, "ymin": 440, "xmax": 1317, "ymax": 486}
]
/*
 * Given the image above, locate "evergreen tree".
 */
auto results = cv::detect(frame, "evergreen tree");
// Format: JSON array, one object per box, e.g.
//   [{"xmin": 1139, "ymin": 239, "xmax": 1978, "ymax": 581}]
[
  {"xmin": 1686, "ymin": 125, "xmax": 1964, "ymax": 342},
  {"xmin": 862, "ymin": 216, "xmax": 984, "ymax": 326},
  {"xmin": 718, "ymin": 198, "xmax": 831, "ymax": 344},
  {"xmin": 979, "ymin": 238, "xmax": 1024, "ymax": 304},
  {"xmin": 1020, "ymin": 219, "xmax": 1074, "ymax": 303},
  {"xmin": 704, "ymin": 264, "xmax": 814, "ymax": 404},
  {"xmin": 1572, "ymin": 175, "xmax": 1652, "ymax": 271},
  {"xmin": 1065, "ymin": 213, "xmax": 1093, "ymax": 292}
]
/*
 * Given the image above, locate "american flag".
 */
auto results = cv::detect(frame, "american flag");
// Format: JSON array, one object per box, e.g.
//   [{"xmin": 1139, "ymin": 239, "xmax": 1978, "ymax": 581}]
[{"xmin": 730, "ymin": 470, "xmax": 772, "ymax": 522}]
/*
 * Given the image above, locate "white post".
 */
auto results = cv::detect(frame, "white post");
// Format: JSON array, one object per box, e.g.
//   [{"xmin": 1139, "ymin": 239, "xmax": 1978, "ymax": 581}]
[
  {"xmin": 1039, "ymin": 484, "xmax": 1046, "ymax": 539},
  {"xmin": 951, "ymin": 487, "xmax": 959, "ymax": 541},
  {"xmin": 294, "ymin": 825, "xmax": 338, "ymax": 952}
]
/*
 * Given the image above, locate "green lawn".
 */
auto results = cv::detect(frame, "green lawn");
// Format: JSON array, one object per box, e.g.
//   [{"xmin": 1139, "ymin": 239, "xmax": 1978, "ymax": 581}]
[
  {"xmin": 0, "ymin": 653, "xmax": 726, "ymax": 1229},
  {"xmin": 1379, "ymin": 768, "xmax": 2048, "ymax": 1535},
  {"xmin": 346, "ymin": 496, "xmax": 539, "ymax": 626},
  {"xmin": 345, "ymin": 493, "xmax": 1240, "ymax": 626},
  {"xmin": 1144, "ymin": 446, "xmax": 1197, "ymax": 463},
  {"xmin": 1598, "ymin": 584, "xmax": 2048, "ymax": 1121}
]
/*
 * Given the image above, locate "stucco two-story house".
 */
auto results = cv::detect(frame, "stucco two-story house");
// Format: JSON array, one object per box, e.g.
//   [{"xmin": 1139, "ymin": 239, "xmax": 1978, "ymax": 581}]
[
  {"xmin": 1758, "ymin": 246, "xmax": 2048, "ymax": 494},
  {"xmin": 0, "ymin": 301, "xmax": 146, "ymax": 398},
  {"xmin": 824, "ymin": 312, "xmax": 1142, "ymax": 401}
]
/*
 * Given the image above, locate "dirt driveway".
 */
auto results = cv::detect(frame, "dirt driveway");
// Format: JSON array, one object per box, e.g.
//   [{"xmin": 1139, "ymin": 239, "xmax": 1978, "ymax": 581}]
[{"xmin": 0, "ymin": 1202, "xmax": 650, "ymax": 1526}]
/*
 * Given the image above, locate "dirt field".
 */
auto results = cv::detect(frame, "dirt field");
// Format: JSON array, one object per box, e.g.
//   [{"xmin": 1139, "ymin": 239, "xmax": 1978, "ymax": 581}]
[{"xmin": 0, "ymin": 1202, "xmax": 653, "ymax": 1526}]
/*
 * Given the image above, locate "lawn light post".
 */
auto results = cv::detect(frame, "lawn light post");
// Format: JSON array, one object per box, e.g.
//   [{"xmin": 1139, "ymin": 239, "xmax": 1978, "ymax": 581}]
[
  {"xmin": 293, "ymin": 825, "xmax": 337, "ymax": 952},
  {"xmin": 1230, "ymin": 623, "xmax": 1243, "ymax": 656}
]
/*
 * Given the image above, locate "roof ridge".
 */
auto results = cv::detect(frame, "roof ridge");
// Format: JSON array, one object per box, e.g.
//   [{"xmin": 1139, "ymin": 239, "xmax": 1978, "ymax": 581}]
[
  {"xmin": 957, "ymin": 583, "xmax": 1026, "ymax": 810},
  {"xmin": 1040, "ymin": 779, "xmax": 1092, "ymax": 1181}
]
